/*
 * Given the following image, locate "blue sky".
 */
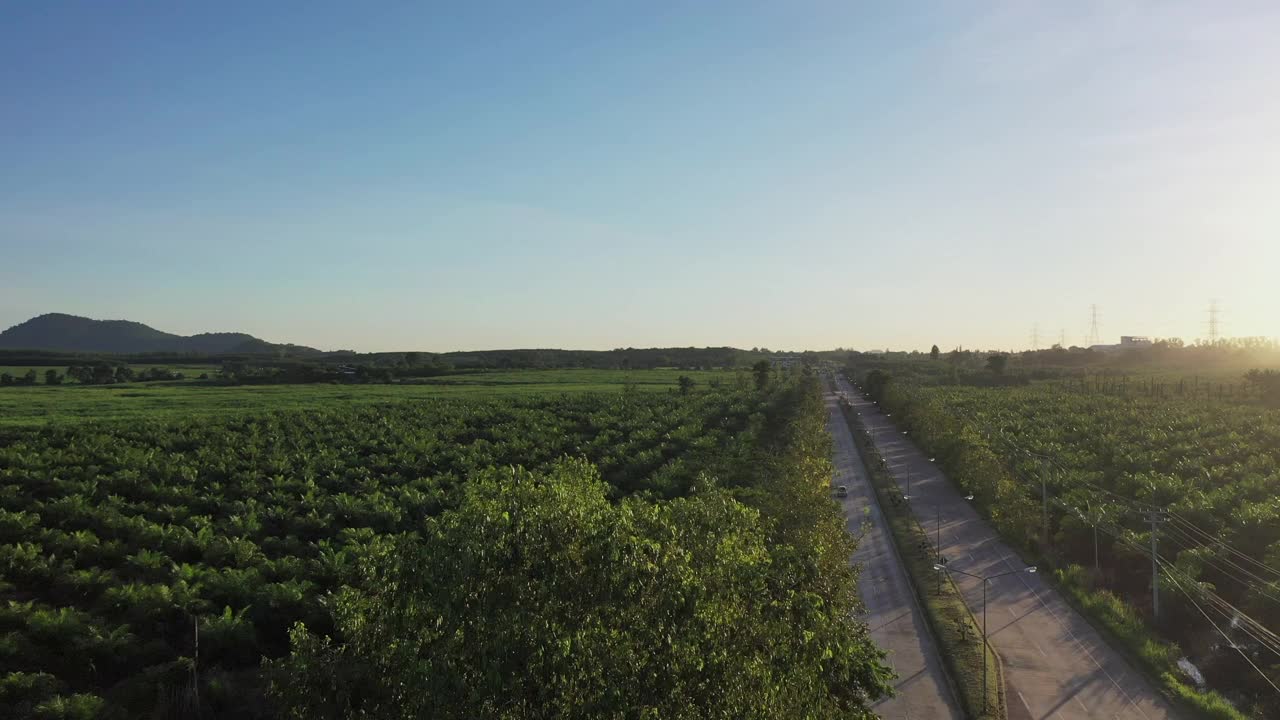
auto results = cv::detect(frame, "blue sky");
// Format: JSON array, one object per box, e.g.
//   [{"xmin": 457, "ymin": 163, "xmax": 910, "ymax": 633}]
[{"xmin": 2, "ymin": 1, "xmax": 1277, "ymax": 351}]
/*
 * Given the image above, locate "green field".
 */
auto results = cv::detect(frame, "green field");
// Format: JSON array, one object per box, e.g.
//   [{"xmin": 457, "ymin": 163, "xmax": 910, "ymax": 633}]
[
  {"xmin": 0, "ymin": 369, "xmax": 736, "ymax": 426},
  {"xmin": 0, "ymin": 370, "xmax": 891, "ymax": 719},
  {"xmin": 0, "ymin": 364, "xmax": 219, "ymax": 378}
]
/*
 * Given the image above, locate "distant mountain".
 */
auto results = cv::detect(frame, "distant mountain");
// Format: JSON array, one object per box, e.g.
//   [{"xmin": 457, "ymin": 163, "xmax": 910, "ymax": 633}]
[{"xmin": 0, "ymin": 313, "xmax": 319, "ymax": 355}]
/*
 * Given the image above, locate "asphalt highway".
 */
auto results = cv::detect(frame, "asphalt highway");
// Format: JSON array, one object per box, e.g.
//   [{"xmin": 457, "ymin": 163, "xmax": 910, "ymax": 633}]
[{"xmin": 826, "ymin": 387, "xmax": 962, "ymax": 719}]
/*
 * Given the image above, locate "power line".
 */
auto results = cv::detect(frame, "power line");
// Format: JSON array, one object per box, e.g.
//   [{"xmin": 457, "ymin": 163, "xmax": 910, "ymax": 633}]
[
  {"xmin": 1045, "ymin": 485, "xmax": 1280, "ymax": 660},
  {"xmin": 1155, "ymin": 523, "xmax": 1280, "ymax": 607},
  {"xmin": 1164, "ymin": 513, "xmax": 1280, "ymax": 581},
  {"xmin": 1085, "ymin": 512, "xmax": 1280, "ymax": 671},
  {"xmin": 1152, "ymin": 519, "xmax": 1280, "ymax": 608},
  {"xmin": 1162, "ymin": 564, "xmax": 1280, "ymax": 696}
]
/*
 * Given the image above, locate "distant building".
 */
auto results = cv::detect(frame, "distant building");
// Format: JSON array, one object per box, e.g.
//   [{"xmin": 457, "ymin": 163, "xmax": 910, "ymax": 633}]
[{"xmin": 1090, "ymin": 336, "xmax": 1153, "ymax": 353}]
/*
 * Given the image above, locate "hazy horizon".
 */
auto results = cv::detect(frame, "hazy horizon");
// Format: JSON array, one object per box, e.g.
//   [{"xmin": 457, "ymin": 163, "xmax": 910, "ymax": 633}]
[{"xmin": 4, "ymin": 2, "xmax": 1278, "ymax": 352}]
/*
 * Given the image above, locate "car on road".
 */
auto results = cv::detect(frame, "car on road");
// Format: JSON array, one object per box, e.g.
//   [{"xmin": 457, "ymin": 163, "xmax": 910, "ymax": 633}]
[{"xmin": 836, "ymin": 485, "xmax": 848, "ymax": 498}]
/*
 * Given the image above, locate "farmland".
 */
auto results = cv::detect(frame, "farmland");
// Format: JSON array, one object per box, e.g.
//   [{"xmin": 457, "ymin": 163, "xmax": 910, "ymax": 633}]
[
  {"xmin": 1, "ymin": 368, "xmax": 892, "ymax": 718},
  {"xmin": 857, "ymin": 366, "xmax": 1280, "ymax": 717},
  {"xmin": 0, "ymin": 369, "xmax": 731, "ymax": 426}
]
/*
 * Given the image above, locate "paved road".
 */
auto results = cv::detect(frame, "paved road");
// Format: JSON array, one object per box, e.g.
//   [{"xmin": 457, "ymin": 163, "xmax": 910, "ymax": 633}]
[
  {"xmin": 826, "ymin": 387, "xmax": 962, "ymax": 720},
  {"xmin": 835, "ymin": 376, "xmax": 1181, "ymax": 720}
]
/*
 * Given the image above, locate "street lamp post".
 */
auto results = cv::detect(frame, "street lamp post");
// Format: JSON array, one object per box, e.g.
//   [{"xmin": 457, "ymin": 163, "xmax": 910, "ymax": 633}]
[
  {"xmin": 933, "ymin": 563, "xmax": 1037, "ymax": 711},
  {"xmin": 935, "ymin": 506, "xmax": 942, "ymax": 593}
]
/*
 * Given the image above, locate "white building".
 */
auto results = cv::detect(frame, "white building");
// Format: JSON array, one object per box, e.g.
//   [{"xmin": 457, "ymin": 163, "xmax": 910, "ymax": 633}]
[{"xmin": 1090, "ymin": 336, "xmax": 1154, "ymax": 352}]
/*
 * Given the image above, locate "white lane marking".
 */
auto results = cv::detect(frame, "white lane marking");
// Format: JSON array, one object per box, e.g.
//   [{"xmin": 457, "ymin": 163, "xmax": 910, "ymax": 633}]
[
  {"xmin": 1032, "ymin": 639, "xmax": 1047, "ymax": 657},
  {"xmin": 1017, "ymin": 691, "xmax": 1032, "ymax": 713},
  {"xmin": 1075, "ymin": 696, "xmax": 1089, "ymax": 713},
  {"xmin": 996, "ymin": 555, "xmax": 1153, "ymax": 720}
]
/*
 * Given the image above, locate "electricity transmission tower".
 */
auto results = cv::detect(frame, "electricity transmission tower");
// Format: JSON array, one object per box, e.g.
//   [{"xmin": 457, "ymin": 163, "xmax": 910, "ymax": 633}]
[
  {"xmin": 1207, "ymin": 299, "xmax": 1223, "ymax": 345},
  {"xmin": 1031, "ymin": 323, "xmax": 1041, "ymax": 351},
  {"xmin": 1086, "ymin": 305, "xmax": 1101, "ymax": 347}
]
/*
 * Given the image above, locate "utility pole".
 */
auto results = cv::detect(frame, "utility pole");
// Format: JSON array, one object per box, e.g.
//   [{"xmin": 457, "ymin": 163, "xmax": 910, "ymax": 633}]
[
  {"xmin": 1207, "ymin": 299, "xmax": 1222, "ymax": 345},
  {"xmin": 936, "ymin": 506, "xmax": 942, "ymax": 594},
  {"xmin": 1040, "ymin": 462, "xmax": 1050, "ymax": 550},
  {"xmin": 1144, "ymin": 510, "xmax": 1166, "ymax": 621},
  {"xmin": 940, "ymin": 564, "xmax": 1038, "ymax": 712},
  {"xmin": 1084, "ymin": 499, "xmax": 1099, "ymax": 572}
]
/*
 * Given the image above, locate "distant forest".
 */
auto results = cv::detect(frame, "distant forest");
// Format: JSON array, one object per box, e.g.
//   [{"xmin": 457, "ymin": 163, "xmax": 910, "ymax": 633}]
[{"xmin": 0, "ymin": 346, "xmax": 799, "ymax": 374}]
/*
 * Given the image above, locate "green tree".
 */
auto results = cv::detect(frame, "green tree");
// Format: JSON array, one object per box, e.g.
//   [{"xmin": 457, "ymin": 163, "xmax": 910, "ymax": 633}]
[
  {"xmin": 751, "ymin": 360, "xmax": 772, "ymax": 391},
  {"xmin": 1245, "ymin": 368, "xmax": 1280, "ymax": 406},
  {"xmin": 677, "ymin": 375, "xmax": 696, "ymax": 395},
  {"xmin": 21, "ymin": 369, "xmax": 38, "ymax": 386},
  {"xmin": 91, "ymin": 365, "xmax": 115, "ymax": 385},
  {"xmin": 863, "ymin": 369, "xmax": 892, "ymax": 400},
  {"xmin": 269, "ymin": 459, "xmax": 891, "ymax": 719},
  {"xmin": 930, "ymin": 344, "xmax": 940, "ymax": 360},
  {"xmin": 985, "ymin": 354, "xmax": 1008, "ymax": 376},
  {"xmin": 44, "ymin": 369, "xmax": 63, "ymax": 385}
]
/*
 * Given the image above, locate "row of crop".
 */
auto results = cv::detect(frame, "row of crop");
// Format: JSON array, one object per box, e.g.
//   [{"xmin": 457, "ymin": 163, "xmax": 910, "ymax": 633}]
[
  {"xmin": 1, "ymin": 388, "xmax": 769, "ymax": 718},
  {"xmin": 265, "ymin": 374, "xmax": 898, "ymax": 718}
]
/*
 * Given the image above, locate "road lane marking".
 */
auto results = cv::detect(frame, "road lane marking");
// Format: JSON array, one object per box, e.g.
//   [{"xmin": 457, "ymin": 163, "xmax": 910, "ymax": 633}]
[{"xmin": 996, "ymin": 555, "xmax": 1154, "ymax": 720}]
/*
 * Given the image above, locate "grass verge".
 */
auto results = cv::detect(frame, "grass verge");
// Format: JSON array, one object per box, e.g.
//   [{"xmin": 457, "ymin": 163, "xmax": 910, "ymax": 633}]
[
  {"xmin": 1053, "ymin": 565, "xmax": 1246, "ymax": 720},
  {"xmin": 839, "ymin": 399, "xmax": 1005, "ymax": 719}
]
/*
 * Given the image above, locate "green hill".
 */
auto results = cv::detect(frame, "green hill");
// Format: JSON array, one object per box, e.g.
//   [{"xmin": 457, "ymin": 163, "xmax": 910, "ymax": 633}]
[{"xmin": 0, "ymin": 313, "xmax": 318, "ymax": 355}]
